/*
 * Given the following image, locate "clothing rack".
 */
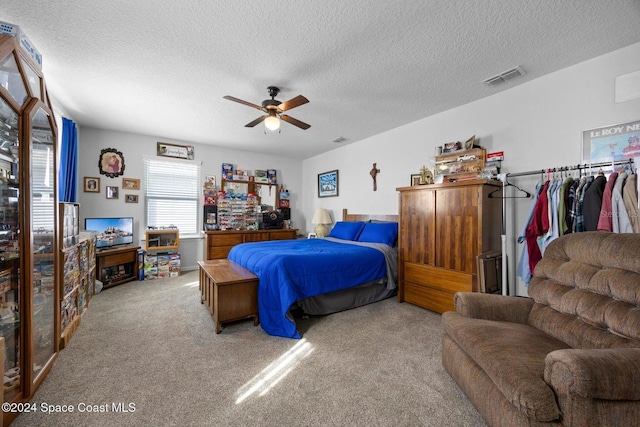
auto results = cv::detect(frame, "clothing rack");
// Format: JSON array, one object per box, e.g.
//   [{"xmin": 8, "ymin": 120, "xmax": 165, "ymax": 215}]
[
  {"xmin": 506, "ymin": 158, "xmax": 635, "ymax": 178},
  {"xmin": 497, "ymin": 158, "xmax": 635, "ymax": 296}
]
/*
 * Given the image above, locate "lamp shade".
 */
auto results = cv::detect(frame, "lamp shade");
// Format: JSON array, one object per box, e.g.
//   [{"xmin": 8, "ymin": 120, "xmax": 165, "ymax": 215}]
[
  {"xmin": 312, "ymin": 208, "xmax": 332, "ymax": 237},
  {"xmin": 312, "ymin": 208, "xmax": 331, "ymax": 224}
]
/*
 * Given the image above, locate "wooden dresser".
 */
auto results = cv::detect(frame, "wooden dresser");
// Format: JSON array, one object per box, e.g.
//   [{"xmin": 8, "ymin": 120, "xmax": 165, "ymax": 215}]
[
  {"xmin": 396, "ymin": 179, "xmax": 502, "ymax": 313},
  {"xmin": 203, "ymin": 229, "xmax": 298, "ymax": 260}
]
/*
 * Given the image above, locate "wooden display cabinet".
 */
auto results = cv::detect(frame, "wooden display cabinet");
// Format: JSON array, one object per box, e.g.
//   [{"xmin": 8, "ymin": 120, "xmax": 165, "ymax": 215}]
[
  {"xmin": 145, "ymin": 229, "xmax": 180, "ymax": 251},
  {"xmin": 0, "ymin": 33, "xmax": 60, "ymax": 425}
]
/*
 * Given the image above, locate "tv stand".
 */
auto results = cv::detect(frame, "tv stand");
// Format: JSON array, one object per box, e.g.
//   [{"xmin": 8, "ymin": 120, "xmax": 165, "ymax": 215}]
[{"xmin": 96, "ymin": 245, "xmax": 140, "ymax": 289}]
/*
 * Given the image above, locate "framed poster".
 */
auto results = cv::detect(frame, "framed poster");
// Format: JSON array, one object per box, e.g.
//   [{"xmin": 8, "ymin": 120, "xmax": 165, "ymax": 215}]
[
  {"xmin": 582, "ymin": 119, "xmax": 640, "ymax": 166},
  {"xmin": 157, "ymin": 142, "xmax": 195, "ymax": 160},
  {"xmin": 318, "ymin": 170, "xmax": 339, "ymax": 198}
]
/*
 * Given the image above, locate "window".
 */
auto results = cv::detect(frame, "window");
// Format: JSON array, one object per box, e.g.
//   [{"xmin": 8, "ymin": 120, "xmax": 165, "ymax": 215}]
[{"xmin": 144, "ymin": 157, "xmax": 201, "ymax": 234}]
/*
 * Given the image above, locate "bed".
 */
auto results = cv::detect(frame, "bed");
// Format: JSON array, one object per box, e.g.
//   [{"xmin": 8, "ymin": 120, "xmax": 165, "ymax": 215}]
[{"xmin": 227, "ymin": 209, "xmax": 398, "ymax": 338}]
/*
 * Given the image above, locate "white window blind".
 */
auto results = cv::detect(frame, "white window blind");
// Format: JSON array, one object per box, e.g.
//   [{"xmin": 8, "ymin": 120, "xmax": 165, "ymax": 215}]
[{"xmin": 144, "ymin": 157, "xmax": 201, "ymax": 234}]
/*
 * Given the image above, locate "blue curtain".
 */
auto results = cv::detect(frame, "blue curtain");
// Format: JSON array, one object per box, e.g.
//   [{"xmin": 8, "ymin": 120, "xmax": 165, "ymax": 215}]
[{"xmin": 59, "ymin": 117, "xmax": 78, "ymax": 202}]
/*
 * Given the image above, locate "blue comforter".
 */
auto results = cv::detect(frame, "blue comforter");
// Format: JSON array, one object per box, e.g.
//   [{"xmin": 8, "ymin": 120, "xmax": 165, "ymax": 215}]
[{"xmin": 228, "ymin": 238, "xmax": 391, "ymax": 338}]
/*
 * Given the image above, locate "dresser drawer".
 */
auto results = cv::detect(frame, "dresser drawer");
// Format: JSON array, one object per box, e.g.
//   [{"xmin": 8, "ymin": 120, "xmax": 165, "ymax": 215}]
[
  {"xmin": 404, "ymin": 262, "xmax": 473, "ymax": 294},
  {"xmin": 268, "ymin": 230, "xmax": 296, "ymax": 240},
  {"xmin": 209, "ymin": 234, "xmax": 243, "ymax": 246},
  {"xmin": 403, "ymin": 282, "xmax": 456, "ymax": 313},
  {"xmin": 207, "ymin": 246, "xmax": 233, "ymax": 259}
]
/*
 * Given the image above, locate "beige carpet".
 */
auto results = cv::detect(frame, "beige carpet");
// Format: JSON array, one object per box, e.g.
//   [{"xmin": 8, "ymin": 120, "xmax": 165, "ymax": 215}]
[{"xmin": 12, "ymin": 270, "xmax": 485, "ymax": 427}]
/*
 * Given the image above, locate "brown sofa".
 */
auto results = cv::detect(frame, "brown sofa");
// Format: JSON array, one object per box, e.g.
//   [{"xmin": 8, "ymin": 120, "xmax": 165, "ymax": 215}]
[{"xmin": 442, "ymin": 232, "xmax": 640, "ymax": 426}]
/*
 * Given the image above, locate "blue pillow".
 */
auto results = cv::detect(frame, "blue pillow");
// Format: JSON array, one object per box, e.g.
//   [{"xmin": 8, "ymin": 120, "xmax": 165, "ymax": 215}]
[
  {"xmin": 327, "ymin": 221, "xmax": 366, "ymax": 241},
  {"xmin": 357, "ymin": 222, "xmax": 398, "ymax": 246}
]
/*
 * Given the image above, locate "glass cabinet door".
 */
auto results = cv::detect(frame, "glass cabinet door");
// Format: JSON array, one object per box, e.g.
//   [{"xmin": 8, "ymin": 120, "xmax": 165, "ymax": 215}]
[
  {"xmin": 0, "ymin": 96, "xmax": 21, "ymax": 402},
  {"xmin": 29, "ymin": 106, "xmax": 56, "ymax": 383}
]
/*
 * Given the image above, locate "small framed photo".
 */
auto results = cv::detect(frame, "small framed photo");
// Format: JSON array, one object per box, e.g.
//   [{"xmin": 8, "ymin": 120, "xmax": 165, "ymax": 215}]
[
  {"xmin": 410, "ymin": 174, "xmax": 421, "ymax": 186},
  {"xmin": 84, "ymin": 177, "xmax": 100, "ymax": 192},
  {"xmin": 106, "ymin": 186, "xmax": 119, "ymax": 199},
  {"xmin": 122, "ymin": 178, "xmax": 140, "ymax": 190},
  {"xmin": 318, "ymin": 170, "xmax": 339, "ymax": 198},
  {"xmin": 125, "ymin": 194, "xmax": 138, "ymax": 203},
  {"xmin": 307, "ymin": 233, "xmax": 317, "ymax": 239}
]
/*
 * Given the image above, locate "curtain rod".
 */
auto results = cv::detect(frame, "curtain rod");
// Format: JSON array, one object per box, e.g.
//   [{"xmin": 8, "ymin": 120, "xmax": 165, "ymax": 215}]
[{"xmin": 505, "ymin": 158, "xmax": 635, "ymax": 178}]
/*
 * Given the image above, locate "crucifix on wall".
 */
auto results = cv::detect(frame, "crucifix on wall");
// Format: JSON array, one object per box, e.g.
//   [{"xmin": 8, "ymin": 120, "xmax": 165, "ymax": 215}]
[{"xmin": 370, "ymin": 162, "xmax": 380, "ymax": 191}]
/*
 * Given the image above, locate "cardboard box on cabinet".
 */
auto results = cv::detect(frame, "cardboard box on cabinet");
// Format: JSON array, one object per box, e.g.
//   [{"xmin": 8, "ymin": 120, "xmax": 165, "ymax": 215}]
[{"xmin": 0, "ymin": 21, "xmax": 43, "ymax": 68}]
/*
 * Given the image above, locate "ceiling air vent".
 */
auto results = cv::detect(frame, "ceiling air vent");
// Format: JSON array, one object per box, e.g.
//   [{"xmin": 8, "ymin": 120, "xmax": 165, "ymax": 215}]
[
  {"xmin": 482, "ymin": 66, "xmax": 526, "ymax": 87},
  {"xmin": 330, "ymin": 136, "xmax": 347, "ymax": 144}
]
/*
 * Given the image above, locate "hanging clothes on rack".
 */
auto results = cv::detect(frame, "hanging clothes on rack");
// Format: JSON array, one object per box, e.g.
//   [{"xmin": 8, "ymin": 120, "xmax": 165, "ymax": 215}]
[
  {"xmin": 597, "ymin": 172, "xmax": 618, "ymax": 231},
  {"xmin": 516, "ymin": 181, "xmax": 543, "ymax": 285},
  {"xmin": 623, "ymin": 173, "xmax": 640, "ymax": 232},
  {"xmin": 583, "ymin": 173, "xmax": 606, "ymax": 231},
  {"xmin": 572, "ymin": 175, "xmax": 593, "ymax": 232},
  {"xmin": 611, "ymin": 171, "xmax": 631, "ymax": 233},
  {"xmin": 524, "ymin": 179, "xmax": 550, "ymax": 274}
]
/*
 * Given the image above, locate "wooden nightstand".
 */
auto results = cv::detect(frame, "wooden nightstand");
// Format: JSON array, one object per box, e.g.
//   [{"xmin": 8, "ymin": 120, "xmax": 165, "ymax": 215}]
[{"xmin": 198, "ymin": 260, "xmax": 259, "ymax": 333}]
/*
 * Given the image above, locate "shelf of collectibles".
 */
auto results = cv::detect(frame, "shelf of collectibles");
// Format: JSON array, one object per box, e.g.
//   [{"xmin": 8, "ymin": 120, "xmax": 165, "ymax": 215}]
[
  {"xmin": 434, "ymin": 147, "xmax": 486, "ymax": 183},
  {"xmin": 58, "ymin": 203, "xmax": 97, "ymax": 349},
  {"xmin": 143, "ymin": 227, "xmax": 181, "ymax": 280},
  {"xmin": 203, "ymin": 175, "xmax": 217, "ymax": 231},
  {"xmin": 216, "ymin": 190, "xmax": 259, "ymax": 231}
]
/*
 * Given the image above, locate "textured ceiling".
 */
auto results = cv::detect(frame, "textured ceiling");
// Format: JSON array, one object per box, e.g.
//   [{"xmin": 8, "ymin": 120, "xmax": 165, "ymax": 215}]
[{"xmin": 3, "ymin": 1, "xmax": 640, "ymax": 160}]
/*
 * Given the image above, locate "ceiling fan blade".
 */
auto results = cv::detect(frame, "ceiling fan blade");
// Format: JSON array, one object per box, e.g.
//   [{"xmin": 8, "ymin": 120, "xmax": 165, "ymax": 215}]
[
  {"xmin": 245, "ymin": 115, "xmax": 267, "ymax": 127},
  {"xmin": 223, "ymin": 95, "xmax": 264, "ymax": 111},
  {"xmin": 281, "ymin": 115, "xmax": 311, "ymax": 130},
  {"xmin": 278, "ymin": 95, "xmax": 309, "ymax": 112}
]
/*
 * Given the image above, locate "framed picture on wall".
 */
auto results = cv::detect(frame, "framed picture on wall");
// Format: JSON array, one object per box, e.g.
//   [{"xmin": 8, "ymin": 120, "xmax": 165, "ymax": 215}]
[
  {"xmin": 83, "ymin": 177, "xmax": 100, "ymax": 192},
  {"xmin": 98, "ymin": 148, "xmax": 125, "ymax": 178},
  {"xmin": 122, "ymin": 178, "xmax": 140, "ymax": 190},
  {"xmin": 157, "ymin": 141, "xmax": 194, "ymax": 160},
  {"xmin": 581, "ymin": 119, "xmax": 640, "ymax": 167},
  {"xmin": 106, "ymin": 186, "xmax": 119, "ymax": 199},
  {"xmin": 125, "ymin": 194, "xmax": 138, "ymax": 203},
  {"xmin": 318, "ymin": 170, "xmax": 339, "ymax": 198}
]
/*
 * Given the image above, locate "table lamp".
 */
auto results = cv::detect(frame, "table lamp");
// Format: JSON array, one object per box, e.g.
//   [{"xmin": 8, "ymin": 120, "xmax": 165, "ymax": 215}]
[{"xmin": 312, "ymin": 208, "xmax": 332, "ymax": 237}]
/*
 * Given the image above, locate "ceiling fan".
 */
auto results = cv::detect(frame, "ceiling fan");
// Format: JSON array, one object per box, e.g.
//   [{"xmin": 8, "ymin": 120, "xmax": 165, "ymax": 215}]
[{"xmin": 223, "ymin": 86, "xmax": 310, "ymax": 131}]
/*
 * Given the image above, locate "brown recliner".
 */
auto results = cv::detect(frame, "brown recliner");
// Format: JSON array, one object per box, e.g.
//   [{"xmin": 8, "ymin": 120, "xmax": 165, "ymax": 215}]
[{"xmin": 442, "ymin": 232, "xmax": 640, "ymax": 426}]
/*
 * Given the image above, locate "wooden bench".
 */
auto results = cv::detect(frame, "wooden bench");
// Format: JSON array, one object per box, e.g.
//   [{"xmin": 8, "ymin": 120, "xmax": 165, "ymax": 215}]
[{"xmin": 198, "ymin": 259, "xmax": 259, "ymax": 334}]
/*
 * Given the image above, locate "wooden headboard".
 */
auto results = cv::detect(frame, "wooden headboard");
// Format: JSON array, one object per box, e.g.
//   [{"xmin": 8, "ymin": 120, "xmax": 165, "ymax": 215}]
[{"xmin": 342, "ymin": 209, "xmax": 398, "ymax": 223}]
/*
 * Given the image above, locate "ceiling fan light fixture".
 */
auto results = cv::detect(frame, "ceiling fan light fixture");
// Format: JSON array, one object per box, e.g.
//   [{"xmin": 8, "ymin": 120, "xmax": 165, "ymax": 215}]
[{"xmin": 264, "ymin": 115, "xmax": 280, "ymax": 131}]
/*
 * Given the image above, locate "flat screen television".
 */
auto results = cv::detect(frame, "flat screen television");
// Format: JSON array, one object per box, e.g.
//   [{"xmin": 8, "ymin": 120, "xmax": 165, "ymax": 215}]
[{"xmin": 84, "ymin": 217, "xmax": 134, "ymax": 249}]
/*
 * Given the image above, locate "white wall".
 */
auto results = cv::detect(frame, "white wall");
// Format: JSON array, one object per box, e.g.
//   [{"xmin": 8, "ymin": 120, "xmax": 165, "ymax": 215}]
[
  {"xmin": 302, "ymin": 42, "xmax": 640, "ymax": 297},
  {"xmin": 70, "ymin": 42, "xmax": 640, "ymax": 284},
  {"xmin": 76, "ymin": 128, "xmax": 302, "ymax": 270}
]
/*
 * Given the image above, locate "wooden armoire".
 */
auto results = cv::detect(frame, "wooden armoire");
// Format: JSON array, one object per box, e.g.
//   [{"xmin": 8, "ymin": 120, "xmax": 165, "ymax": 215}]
[{"xmin": 396, "ymin": 179, "xmax": 502, "ymax": 313}]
